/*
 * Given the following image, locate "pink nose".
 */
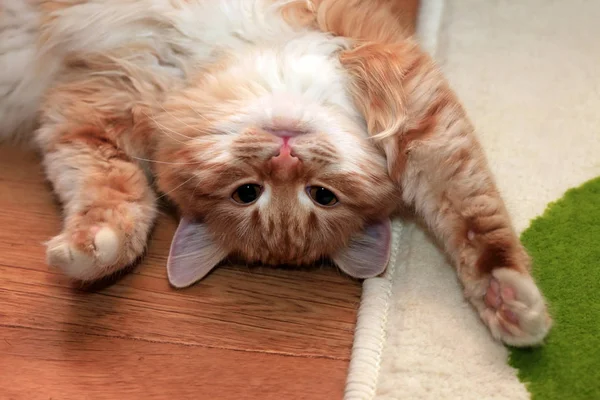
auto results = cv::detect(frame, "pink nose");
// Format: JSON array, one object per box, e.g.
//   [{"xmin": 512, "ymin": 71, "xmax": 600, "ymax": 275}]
[{"xmin": 270, "ymin": 139, "xmax": 300, "ymax": 178}]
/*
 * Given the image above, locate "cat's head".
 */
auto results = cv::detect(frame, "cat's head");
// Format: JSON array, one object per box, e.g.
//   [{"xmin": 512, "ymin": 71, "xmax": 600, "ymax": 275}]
[{"xmin": 151, "ymin": 48, "xmax": 398, "ymax": 287}]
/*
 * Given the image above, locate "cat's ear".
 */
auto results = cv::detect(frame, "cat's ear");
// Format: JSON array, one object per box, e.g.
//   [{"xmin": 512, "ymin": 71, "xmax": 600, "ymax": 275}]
[
  {"xmin": 340, "ymin": 41, "xmax": 442, "ymax": 181},
  {"xmin": 331, "ymin": 219, "xmax": 392, "ymax": 279},
  {"xmin": 167, "ymin": 218, "xmax": 228, "ymax": 288}
]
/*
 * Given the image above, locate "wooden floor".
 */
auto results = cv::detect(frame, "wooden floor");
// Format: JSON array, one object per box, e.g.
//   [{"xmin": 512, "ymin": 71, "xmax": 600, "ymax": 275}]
[
  {"xmin": 0, "ymin": 146, "xmax": 362, "ymax": 400},
  {"xmin": 0, "ymin": 4, "xmax": 421, "ymax": 398}
]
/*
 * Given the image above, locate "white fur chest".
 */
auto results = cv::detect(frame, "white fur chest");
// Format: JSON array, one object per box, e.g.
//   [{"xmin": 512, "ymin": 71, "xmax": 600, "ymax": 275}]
[
  {"xmin": 0, "ymin": 0, "xmax": 365, "ymax": 142},
  {"xmin": 72, "ymin": 0, "xmax": 364, "ymax": 134},
  {"xmin": 39, "ymin": 0, "xmax": 306, "ymax": 62}
]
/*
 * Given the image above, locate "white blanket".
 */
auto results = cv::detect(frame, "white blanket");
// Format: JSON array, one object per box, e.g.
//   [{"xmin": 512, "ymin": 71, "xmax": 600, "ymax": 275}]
[{"xmin": 345, "ymin": 0, "xmax": 600, "ymax": 398}]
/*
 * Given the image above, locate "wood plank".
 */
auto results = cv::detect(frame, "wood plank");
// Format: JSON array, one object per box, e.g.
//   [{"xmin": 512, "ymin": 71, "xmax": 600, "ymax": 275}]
[
  {"xmin": 0, "ymin": 325, "xmax": 347, "ymax": 400},
  {"xmin": 0, "ymin": 145, "xmax": 361, "ymax": 360}
]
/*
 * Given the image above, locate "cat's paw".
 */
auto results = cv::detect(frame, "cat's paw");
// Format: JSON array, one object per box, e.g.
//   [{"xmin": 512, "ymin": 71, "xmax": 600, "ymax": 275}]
[
  {"xmin": 480, "ymin": 268, "xmax": 552, "ymax": 347},
  {"xmin": 46, "ymin": 225, "xmax": 123, "ymax": 281}
]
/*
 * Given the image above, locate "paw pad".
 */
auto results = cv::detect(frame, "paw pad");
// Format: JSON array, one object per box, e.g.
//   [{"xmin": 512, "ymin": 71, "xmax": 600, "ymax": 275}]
[{"xmin": 482, "ymin": 268, "xmax": 551, "ymax": 346}]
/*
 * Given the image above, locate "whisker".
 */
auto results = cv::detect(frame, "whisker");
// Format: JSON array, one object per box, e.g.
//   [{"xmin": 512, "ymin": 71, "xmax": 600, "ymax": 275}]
[
  {"xmin": 130, "ymin": 155, "xmax": 203, "ymax": 165},
  {"xmin": 186, "ymin": 103, "xmax": 211, "ymax": 123},
  {"xmin": 142, "ymin": 111, "xmax": 190, "ymax": 145},
  {"xmin": 157, "ymin": 103, "xmax": 207, "ymax": 138},
  {"xmin": 191, "ymin": 180, "xmax": 203, "ymax": 199},
  {"xmin": 156, "ymin": 175, "xmax": 197, "ymax": 200}
]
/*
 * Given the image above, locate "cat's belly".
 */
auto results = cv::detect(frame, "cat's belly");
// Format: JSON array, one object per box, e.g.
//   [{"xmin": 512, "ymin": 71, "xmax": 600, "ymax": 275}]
[
  {"xmin": 2, "ymin": 0, "xmax": 368, "ymax": 144},
  {"xmin": 35, "ymin": 0, "xmax": 306, "ymax": 65},
  {"xmin": 0, "ymin": 0, "xmax": 297, "ymax": 140},
  {"xmin": 0, "ymin": 1, "xmax": 59, "ymax": 142}
]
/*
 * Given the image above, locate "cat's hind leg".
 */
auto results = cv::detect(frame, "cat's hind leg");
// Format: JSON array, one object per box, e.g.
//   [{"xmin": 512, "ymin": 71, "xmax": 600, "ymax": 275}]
[
  {"xmin": 38, "ymin": 124, "xmax": 156, "ymax": 282},
  {"xmin": 31, "ymin": 49, "xmax": 173, "ymax": 281}
]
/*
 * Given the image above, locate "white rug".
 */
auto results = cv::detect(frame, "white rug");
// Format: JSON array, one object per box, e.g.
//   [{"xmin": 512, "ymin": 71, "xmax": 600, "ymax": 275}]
[{"xmin": 345, "ymin": 0, "xmax": 600, "ymax": 398}]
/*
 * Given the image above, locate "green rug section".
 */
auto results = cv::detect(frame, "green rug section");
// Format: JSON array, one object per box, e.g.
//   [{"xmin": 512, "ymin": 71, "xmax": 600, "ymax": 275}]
[{"xmin": 510, "ymin": 177, "xmax": 600, "ymax": 400}]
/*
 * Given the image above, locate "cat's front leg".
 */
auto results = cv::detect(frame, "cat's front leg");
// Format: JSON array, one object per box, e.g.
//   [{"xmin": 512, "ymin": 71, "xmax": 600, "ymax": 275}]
[
  {"xmin": 389, "ymin": 91, "xmax": 553, "ymax": 346},
  {"xmin": 399, "ymin": 138, "xmax": 552, "ymax": 347},
  {"xmin": 37, "ymin": 124, "xmax": 157, "ymax": 281},
  {"xmin": 341, "ymin": 42, "xmax": 552, "ymax": 346}
]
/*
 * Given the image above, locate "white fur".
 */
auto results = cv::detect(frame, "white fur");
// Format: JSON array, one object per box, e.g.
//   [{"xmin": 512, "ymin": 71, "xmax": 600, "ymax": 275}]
[
  {"xmin": 0, "ymin": 2, "xmax": 58, "ymax": 142},
  {"xmin": 1, "ymin": 0, "xmax": 369, "ymax": 172},
  {"xmin": 94, "ymin": 227, "xmax": 121, "ymax": 265},
  {"xmin": 46, "ymin": 226, "xmax": 120, "ymax": 281}
]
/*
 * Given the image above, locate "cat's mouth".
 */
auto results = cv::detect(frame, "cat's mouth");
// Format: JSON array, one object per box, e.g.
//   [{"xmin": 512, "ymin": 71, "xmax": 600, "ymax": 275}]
[{"xmin": 263, "ymin": 127, "xmax": 307, "ymax": 138}]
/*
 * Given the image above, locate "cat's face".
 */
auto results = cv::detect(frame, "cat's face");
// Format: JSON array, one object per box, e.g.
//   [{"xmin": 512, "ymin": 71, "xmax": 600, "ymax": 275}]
[{"xmin": 152, "ymin": 58, "xmax": 398, "ymax": 287}]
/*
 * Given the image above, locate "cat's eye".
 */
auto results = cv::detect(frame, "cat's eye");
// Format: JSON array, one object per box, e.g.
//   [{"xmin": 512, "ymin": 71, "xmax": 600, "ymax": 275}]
[
  {"xmin": 307, "ymin": 186, "xmax": 338, "ymax": 207},
  {"xmin": 232, "ymin": 184, "xmax": 262, "ymax": 204}
]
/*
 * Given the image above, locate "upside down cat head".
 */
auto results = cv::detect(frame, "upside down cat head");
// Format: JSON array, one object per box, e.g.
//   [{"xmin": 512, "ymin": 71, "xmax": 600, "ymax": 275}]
[{"xmin": 152, "ymin": 41, "xmax": 399, "ymax": 287}]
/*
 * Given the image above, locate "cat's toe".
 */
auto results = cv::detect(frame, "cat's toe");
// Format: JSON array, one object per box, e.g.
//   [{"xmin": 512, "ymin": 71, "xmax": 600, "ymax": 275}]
[
  {"xmin": 46, "ymin": 225, "xmax": 122, "ymax": 281},
  {"xmin": 482, "ymin": 268, "xmax": 552, "ymax": 347},
  {"xmin": 91, "ymin": 226, "xmax": 120, "ymax": 265}
]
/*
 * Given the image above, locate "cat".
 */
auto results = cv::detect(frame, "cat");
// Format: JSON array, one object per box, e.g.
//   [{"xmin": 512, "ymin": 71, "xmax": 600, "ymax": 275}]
[{"xmin": 0, "ymin": 0, "xmax": 551, "ymax": 347}]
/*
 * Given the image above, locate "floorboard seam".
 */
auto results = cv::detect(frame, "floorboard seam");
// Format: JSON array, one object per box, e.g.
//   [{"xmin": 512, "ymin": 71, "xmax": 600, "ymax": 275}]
[{"xmin": 0, "ymin": 323, "xmax": 350, "ymax": 362}]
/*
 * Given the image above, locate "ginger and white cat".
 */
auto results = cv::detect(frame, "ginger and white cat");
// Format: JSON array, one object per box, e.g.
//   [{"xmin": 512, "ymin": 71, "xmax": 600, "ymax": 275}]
[{"xmin": 0, "ymin": 0, "xmax": 551, "ymax": 346}]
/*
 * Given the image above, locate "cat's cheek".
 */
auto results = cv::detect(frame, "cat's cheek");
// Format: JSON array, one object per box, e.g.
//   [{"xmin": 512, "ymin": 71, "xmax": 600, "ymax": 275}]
[{"xmin": 152, "ymin": 155, "xmax": 201, "ymax": 213}]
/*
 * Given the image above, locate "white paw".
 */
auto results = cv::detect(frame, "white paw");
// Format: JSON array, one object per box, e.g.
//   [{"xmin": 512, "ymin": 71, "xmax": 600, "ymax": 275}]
[
  {"xmin": 481, "ymin": 268, "xmax": 552, "ymax": 347},
  {"xmin": 46, "ymin": 226, "xmax": 121, "ymax": 281},
  {"xmin": 93, "ymin": 226, "xmax": 120, "ymax": 265}
]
